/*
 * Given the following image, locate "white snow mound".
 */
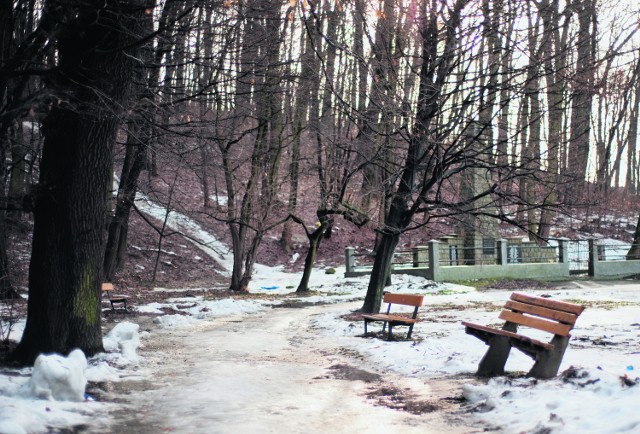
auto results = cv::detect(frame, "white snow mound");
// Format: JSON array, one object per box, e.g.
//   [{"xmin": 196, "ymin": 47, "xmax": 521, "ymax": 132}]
[
  {"xmin": 23, "ymin": 349, "xmax": 87, "ymax": 402},
  {"xmin": 103, "ymin": 322, "xmax": 141, "ymax": 362}
]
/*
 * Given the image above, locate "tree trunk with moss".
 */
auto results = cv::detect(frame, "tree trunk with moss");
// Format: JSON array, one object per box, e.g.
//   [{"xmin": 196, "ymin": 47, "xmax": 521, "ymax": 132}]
[{"xmin": 14, "ymin": 0, "xmax": 144, "ymax": 364}]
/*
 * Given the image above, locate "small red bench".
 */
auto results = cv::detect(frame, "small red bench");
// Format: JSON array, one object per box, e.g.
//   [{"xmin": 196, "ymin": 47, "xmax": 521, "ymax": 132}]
[
  {"xmin": 462, "ymin": 292, "xmax": 585, "ymax": 379},
  {"xmin": 362, "ymin": 292, "xmax": 424, "ymax": 340}
]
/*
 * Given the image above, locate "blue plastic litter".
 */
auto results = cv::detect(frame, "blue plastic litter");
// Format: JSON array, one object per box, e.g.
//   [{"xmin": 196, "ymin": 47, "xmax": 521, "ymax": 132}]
[
  {"xmin": 260, "ymin": 286, "xmax": 279, "ymax": 290},
  {"xmin": 84, "ymin": 393, "xmax": 95, "ymax": 401},
  {"xmin": 627, "ymin": 365, "xmax": 634, "ymax": 371}
]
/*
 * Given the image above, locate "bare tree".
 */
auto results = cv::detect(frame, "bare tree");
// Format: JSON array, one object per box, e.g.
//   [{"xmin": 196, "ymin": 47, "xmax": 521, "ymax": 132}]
[{"xmin": 360, "ymin": 0, "xmax": 569, "ymax": 313}]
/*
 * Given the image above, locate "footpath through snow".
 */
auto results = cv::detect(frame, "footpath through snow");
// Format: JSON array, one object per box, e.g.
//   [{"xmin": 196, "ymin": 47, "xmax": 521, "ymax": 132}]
[{"xmin": 107, "ymin": 301, "xmax": 475, "ymax": 433}]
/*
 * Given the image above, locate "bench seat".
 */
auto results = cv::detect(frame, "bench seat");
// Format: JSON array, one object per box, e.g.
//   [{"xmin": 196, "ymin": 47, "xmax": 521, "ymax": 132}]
[
  {"xmin": 462, "ymin": 321, "xmax": 554, "ymax": 357},
  {"xmin": 362, "ymin": 314, "xmax": 419, "ymax": 325}
]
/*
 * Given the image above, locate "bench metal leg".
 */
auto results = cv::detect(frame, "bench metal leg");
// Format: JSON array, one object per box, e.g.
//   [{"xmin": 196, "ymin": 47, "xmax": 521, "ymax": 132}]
[
  {"xmin": 407, "ymin": 324, "xmax": 415, "ymax": 339},
  {"xmin": 528, "ymin": 335, "xmax": 570, "ymax": 379}
]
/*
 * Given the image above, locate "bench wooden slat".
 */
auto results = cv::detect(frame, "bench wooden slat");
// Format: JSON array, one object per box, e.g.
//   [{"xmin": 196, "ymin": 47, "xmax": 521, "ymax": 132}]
[
  {"xmin": 362, "ymin": 314, "xmax": 418, "ymax": 324},
  {"xmin": 383, "ymin": 293, "xmax": 424, "ymax": 307},
  {"xmin": 511, "ymin": 292, "xmax": 585, "ymax": 315},
  {"xmin": 498, "ymin": 310, "xmax": 573, "ymax": 336},
  {"xmin": 504, "ymin": 300, "xmax": 578, "ymax": 325},
  {"xmin": 109, "ymin": 295, "xmax": 128, "ymax": 302},
  {"xmin": 462, "ymin": 321, "xmax": 554, "ymax": 351}
]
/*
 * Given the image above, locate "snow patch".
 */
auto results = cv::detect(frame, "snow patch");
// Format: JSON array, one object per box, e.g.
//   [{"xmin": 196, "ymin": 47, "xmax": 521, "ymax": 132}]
[{"xmin": 22, "ymin": 349, "xmax": 87, "ymax": 402}]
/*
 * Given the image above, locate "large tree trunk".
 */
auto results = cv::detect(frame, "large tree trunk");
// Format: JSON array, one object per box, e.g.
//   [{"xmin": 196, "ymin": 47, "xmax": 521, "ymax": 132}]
[
  {"xmin": 14, "ymin": 0, "xmax": 144, "ymax": 364},
  {"xmin": 296, "ymin": 221, "xmax": 329, "ymax": 293},
  {"xmin": 628, "ymin": 214, "xmax": 640, "ymax": 260},
  {"xmin": 103, "ymin": 5, "xmax": 154, "ymax": 281},
  {"xmin": 296, "ymin": 230, "xmax": 322, "ymax": 293},
  {"xmin": 0, "ymin": 126, "xmax": 16, "ymax": 298},
  {"xmin": 103, "ymin": 122, "xmax": 148, "ymax": 281},
  {"xmin": 627, "ymin": 59, "xmax": 640, "ymax": 194},
  {"xmin": 0, "ymin": 0, "xmax": 16, "ymax": 300},
  {"xmin": 362, "ymin": 231, "xmax": 399, "ymax": 313},
  {"xmin": 280, "ymin": 14, "xmax": 313, "ymax": 251},
  {"xmin": 0, "ymin": 215, "xmax": 17, "ymax": 300},
  {"xmin": 536, "ymin": 0, "xmax": 570, "ymax": 240},
  {"xmin": 567, "ymin": 0, "xmax": 596, "ymax": 196}
]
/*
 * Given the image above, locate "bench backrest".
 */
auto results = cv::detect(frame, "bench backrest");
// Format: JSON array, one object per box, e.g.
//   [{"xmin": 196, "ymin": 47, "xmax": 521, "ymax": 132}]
[
  {"xmin": 383, "ymin": 292, "xmax": 424, "ymax": 307},
  {"xmin": 499, "ymin": 292, "xmax": 585, "ymax": 337},
  {"xmin": 102, "ymin": 283, "xmax": 114, "ymax": 292}
]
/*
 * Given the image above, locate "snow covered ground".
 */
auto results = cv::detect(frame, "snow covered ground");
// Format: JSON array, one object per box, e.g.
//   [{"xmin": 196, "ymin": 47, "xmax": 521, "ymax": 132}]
[
  {"xmin": 2, "ymin": 269, "xmax": 640, "ymax": 433},
  {"xmin": 3, "ymin": 199, "xmax": 640, "ymax": 433}
]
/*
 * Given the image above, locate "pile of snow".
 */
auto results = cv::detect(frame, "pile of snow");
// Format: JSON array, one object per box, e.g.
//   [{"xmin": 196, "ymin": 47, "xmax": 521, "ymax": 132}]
[
  {"xmin": 144, "ymin": 297, "xmax": 270, "ymax": 329},
  {"xmin": 102, "ymin": 322, "xmax": 142, "ymax": 364},
  {"xmin": 23, "ymin": 349, "xmax": 87, "ymax": 402},
  {"xmin": 462, "ymin": 368, "xmax": 640, "ymax": 433},
  {"xmin": 0, "ymin": 322, "xmax": 145, "ymax": 433}
]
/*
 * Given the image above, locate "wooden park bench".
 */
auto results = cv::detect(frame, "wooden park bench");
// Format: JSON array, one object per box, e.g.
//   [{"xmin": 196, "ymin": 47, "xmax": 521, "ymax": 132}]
[
  {"xmin": 462, "ymin": 292, "xmax": 585, "ymax": 379},
  {"xmin": 101, "ymin": 283, "xmax": 129, "ymax": 312},
  {"xmin": 362, "ymin": 292, "xmax": 424, "ymax": 340}
]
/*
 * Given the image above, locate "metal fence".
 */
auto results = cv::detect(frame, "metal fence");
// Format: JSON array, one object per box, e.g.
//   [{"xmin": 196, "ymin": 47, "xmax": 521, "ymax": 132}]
[{"xmin": 566, "ymin": 240, "xmax": 589, "ymax": 274}]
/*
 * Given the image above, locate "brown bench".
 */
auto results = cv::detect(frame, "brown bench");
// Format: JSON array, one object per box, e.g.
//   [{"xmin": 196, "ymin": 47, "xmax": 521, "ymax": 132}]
[
  {"xmin": 102, "ymin": 283, "xmax": 129, "ymax": 311},
  {"xmin": 362, "ymin": 292, "xmax": 424, "ymax": 340},
  {"xmin": 462, "ymin": 292, "xmax": 585, "ymax": 379}
]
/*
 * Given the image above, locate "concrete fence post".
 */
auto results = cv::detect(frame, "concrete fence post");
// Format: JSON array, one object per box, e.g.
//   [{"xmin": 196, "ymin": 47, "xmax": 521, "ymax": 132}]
[
  {"xmin": 557, "ymin": 238, "xmax": 569, "ymax": 263},
  {"xmin": 588, "ymin": 239, "xmax": 597, "ymax": 277},
  {"xmin": 557, "ymin": 238, "xmax": 571, "ymax": 277},
  {"xmin": 497, "ymin": 239, "xmax": 508, "ymax": 266},
  {"xmin": 345, "ymin": 247, "xmax": 355, "ymax": 276},
  {"xmin": 428, "ymin": 240, "xmax": 441, "ymax": 281}
]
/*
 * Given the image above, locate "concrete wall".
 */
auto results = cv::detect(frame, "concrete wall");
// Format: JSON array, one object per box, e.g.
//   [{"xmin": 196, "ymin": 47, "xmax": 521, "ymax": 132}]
[
  {"xmin": 345, "ymin": 238, "xmax": 640, "ymax": 282},
  {"xmin": 431, "ymin": 262, "xmax": 570, "ymax": 281},
  {"xmin": 588, "ymin": 240, "xmax": 640, "ymax": 279},
  {"xmin": 591, "ymin": 260, "xmax": 640, "ymax": 279}
]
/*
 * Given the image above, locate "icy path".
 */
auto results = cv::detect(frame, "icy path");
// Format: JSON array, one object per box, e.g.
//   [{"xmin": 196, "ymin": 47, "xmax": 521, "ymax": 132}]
[{"xmin": 107, "ymin": 301, "xmax": 476, "ymax": 433}]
